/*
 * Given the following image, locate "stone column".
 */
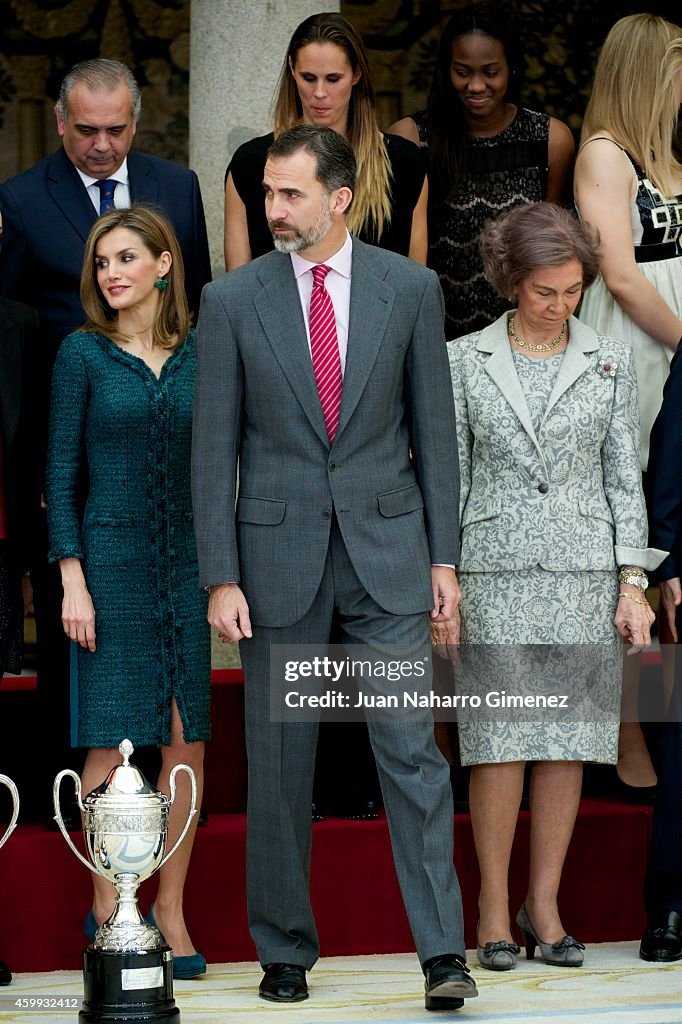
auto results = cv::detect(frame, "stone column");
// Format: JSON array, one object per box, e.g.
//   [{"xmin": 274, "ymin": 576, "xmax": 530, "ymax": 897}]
[
  {"xmin": 190, "ymin": 0, "xmax": 339, "ymax": 276},
  {"xmin": 9, "ymin": 56, "xmax": 51, "ymax": 172}
]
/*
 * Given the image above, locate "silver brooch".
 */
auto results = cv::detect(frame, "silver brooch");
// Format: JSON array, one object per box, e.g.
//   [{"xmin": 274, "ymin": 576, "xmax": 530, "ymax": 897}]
[{"xmin": 597, "ymin": 357, "xmax": 618, "ymax": 379}]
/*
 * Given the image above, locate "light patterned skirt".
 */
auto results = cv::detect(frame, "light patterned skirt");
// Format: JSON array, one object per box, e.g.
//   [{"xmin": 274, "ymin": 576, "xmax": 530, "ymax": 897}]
[{"xmin": 456, "ymin": 568, "xmax": 621, "ymax": 765}]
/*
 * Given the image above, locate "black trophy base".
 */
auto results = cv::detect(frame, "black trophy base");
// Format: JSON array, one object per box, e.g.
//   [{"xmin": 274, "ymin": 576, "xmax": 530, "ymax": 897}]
[{"xmin": 80, "ymin": 946, "xmax": 179, "ymax": 1023}]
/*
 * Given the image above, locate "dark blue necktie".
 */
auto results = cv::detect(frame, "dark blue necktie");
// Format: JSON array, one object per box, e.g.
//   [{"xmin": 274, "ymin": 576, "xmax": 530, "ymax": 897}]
[{"xmin": 96, "ymin": 179, "xmax": 117, "ymax": 214}]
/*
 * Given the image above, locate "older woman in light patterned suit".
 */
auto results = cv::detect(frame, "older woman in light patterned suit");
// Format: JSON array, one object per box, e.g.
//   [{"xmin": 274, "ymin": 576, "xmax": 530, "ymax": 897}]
[{"xmin": 443, "ymin": 203, "xmax": 666, "ymax": 972}]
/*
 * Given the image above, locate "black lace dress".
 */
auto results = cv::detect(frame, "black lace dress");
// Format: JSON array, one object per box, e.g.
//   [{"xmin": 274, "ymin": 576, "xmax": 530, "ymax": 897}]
[{"xmin": 412, "ymin": 108, "xmax": 549, "ymax": 338}]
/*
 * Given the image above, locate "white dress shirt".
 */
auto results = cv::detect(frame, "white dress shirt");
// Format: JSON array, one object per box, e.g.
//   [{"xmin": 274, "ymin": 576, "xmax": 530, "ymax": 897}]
[
  {"xmin": 290, "ymin": 229, "xmax": 352, "ymax": 376},
  {"xmin": 76, "ymin": 158, "xmax": 131, "ymax": 212}
]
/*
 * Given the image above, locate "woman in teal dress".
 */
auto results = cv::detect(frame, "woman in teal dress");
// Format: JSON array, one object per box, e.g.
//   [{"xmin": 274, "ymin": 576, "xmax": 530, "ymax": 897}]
[{"xmin": 46, "ymin": 206, "xmax": 210, "ymax": 978}]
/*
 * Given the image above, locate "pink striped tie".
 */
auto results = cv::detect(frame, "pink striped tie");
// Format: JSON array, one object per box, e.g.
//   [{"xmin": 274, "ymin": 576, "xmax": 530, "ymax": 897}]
[{"xmin": 310, "ymin": 264, "xmax": 342, "ymax": 443}]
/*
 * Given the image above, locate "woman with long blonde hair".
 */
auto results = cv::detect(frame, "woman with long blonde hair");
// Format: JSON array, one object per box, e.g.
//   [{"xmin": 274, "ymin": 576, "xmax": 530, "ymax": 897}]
[
  {"xmin": 575, "ymin": 16, "xmax": 682, "ymax": 796},
  {"xmin": 575, "ymin": 15, "xmax": 682, "ymax": 464},
  {"xmin": 224, "ymin": 12, "xmax": 427, "ymax": 269}
]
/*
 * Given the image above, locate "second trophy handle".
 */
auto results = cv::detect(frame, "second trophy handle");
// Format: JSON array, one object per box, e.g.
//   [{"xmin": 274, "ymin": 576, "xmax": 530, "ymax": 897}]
[
  {"xmin": 0, "ymin": 774, "xmax": 20, "ymax": 852},
  {"xmin": 158, "ymin": 763, "xmax": 197, "ymax": 870},
  {"xmin": 53, "ymin": 769, "xmax": 98, "ymax": 875}
]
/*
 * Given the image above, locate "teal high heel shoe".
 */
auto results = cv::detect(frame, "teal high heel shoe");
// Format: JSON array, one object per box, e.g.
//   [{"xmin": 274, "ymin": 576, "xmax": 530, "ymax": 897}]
[
  {"xmin": 148, "ymin": 904, "xmax": 207, "ymax": 979},
  {"xmin": 84, "ymin": 908, "xmax": 98, "ymax": 944},
  {"xmin": 515, "ymin": 905, "xmax": 585, "ymax": 967}
]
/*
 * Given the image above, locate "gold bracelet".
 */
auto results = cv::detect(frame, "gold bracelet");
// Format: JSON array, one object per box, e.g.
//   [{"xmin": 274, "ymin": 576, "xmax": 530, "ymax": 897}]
[{"xmin": 618, "ymin": 592, "xmax": 649, "ymax": 606}]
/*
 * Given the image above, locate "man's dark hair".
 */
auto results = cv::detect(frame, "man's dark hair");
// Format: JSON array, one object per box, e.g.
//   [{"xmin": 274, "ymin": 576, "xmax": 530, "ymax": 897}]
[{"xmin": 268, "ymin": 125, "xmax": 357, "ymax": 197}]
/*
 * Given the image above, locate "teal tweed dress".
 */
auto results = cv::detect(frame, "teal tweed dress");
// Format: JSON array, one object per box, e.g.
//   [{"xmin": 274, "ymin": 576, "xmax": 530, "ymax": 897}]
[{"xmin": 46, "ymin": 329, "xmax": 210, "ymax": 748}]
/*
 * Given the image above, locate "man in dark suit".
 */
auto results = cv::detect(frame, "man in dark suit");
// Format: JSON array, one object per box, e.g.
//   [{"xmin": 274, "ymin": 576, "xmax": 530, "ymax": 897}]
[
  {"xmin": 641, "ymin": 344, "xmax": 682, "ymax": 963},
  {"xmin": 0, "ymin": 58, "xmax": 210, "ymax": 357},
  {"xmin": 192, "ymin": 125, "xmax": 476, "ymax": 1010},
  {"xmin": 0, "ymin": 59, "xmax": 211, "ymax": 823}
]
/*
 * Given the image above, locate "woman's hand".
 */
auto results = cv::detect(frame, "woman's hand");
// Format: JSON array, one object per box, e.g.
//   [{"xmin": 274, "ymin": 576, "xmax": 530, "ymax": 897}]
[
  {"xmin": 614, "ymin": 583, "xmax": 655, "ymax": 654},
  {"xmin": 59, "ymin": 557, "xmax": 96, "ymax": 651}
]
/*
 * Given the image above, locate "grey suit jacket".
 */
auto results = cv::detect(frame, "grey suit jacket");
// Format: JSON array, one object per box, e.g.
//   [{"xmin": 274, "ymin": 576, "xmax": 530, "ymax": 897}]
[
  {"xmin": 192, "ymin": 238, "xmax": 460, "ymax": 627},
  {"xmin": 448, "ymin": 312, "xmax": 666, "ymax": 573}
]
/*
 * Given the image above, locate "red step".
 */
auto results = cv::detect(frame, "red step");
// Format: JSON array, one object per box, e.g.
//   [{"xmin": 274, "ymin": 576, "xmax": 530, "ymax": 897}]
[{"xmin": 0, "ymin": 799, "xmax": 651, "ymax": 973}]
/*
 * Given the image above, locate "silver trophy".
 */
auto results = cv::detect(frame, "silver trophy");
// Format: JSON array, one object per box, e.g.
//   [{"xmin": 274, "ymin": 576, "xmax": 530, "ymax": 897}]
[
  {"xmin": 54, "ymin": 740, "xmax": 197, "ymax": 1023},
  {"xmin": 0, "ymin": 774, "xmax": 19, "ymax": 851}
]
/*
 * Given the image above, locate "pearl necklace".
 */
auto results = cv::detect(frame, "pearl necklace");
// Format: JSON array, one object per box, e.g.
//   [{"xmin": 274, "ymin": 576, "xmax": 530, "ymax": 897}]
[{"xmin": 508, "ymin": 315, "xmax": 566, "ymax": 353}]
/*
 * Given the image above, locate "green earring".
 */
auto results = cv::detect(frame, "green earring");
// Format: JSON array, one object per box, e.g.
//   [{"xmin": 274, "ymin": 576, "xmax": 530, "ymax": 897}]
[{"xmin": 154, "ymin": 278, "xmax": 168, "ymax": 291}]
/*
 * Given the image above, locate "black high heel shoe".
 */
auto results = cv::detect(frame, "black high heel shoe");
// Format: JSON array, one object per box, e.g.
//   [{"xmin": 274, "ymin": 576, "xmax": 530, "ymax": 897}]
[{"xmin": 515, "ymin": 905, "xmax": 584, "ymax": 967}]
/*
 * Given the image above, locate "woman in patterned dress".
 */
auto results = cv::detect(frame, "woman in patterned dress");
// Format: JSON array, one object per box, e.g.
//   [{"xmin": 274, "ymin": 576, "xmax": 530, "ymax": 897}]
[
  {"xmin": 444, "ymin": 203, "xmax": 664, "ymax": 971},
  {"xmin": 575, "ymin": 16, "xmax": 682, "ymax": 794},
  {"xmin": 46, "ymin": 206, "xmax": 210, "ymax": 978},
  {"xmin": 389, "ymin": 0, "xmax": 574, "ymax": 338}
]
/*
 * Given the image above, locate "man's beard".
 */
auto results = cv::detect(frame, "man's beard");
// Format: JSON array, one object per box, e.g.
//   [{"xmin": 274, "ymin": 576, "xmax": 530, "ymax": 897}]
[{"xmin": 270, "ymin": 199, "xmax": 333, "ymax": 253}]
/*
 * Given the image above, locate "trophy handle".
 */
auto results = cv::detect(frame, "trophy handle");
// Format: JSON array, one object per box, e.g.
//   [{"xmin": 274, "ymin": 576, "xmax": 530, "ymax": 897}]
[
  {"xmin": 158, "ymin": 763, "xmax": 197, "ymax": 869},
  {"xmin": 53, "ymin": 769, "xmax": 98, "ymax": 875},
  {"xmin": 0, "ymin": 774, "xmax": 19, "ymax": 852}
]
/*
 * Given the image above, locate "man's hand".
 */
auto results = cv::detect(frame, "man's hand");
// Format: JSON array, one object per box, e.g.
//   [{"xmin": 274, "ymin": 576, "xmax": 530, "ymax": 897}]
[
  {"xmin": 659, "ymin": 577, "xmax": 681, "ymax": 643},
  {"xmin": 430, "ymin": 566, "xmax": 461, "ymax": 649},
  {"xmin": 208, "ymin": 583, "xmax": 252, "ymax": 642}
]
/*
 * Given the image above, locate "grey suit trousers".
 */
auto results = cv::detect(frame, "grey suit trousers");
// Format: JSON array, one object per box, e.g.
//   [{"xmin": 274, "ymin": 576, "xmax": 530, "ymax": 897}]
[{"xmin": 240, "ymin": 519, "xmax": 465, "ymax": 969}]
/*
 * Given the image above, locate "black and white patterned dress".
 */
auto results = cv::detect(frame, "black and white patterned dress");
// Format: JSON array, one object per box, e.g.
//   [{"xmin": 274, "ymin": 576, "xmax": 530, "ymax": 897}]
[
  {"xmin": 578, "ymin": 147, "xmax": 682, "ymax": 469},
  {"xmin": 412, "ymin": 108, "xmax": 549, "ymax": 338}
]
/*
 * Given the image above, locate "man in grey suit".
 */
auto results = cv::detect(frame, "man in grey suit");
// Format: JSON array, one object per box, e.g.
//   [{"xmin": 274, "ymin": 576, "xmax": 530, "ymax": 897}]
[{"xmin": 192, "ymin": 125, "xmax": 475, "ymax": 1010}]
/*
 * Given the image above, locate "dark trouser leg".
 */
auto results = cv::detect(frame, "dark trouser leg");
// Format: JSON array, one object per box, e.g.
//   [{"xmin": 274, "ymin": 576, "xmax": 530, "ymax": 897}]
[
  {"xmin": 330, "ymin": 523, "xmax": 465, "ymax": 962},
  {"xmin": 643, "ymin": 721, "xmax": 682, "ymax": 924},
  {"xmin": 239, "ymin": 569, "xmax": 334, "ymax": 970},
  {"xmin": 32, "ymin": 552, "xmax": 82, "ymax": 818}
]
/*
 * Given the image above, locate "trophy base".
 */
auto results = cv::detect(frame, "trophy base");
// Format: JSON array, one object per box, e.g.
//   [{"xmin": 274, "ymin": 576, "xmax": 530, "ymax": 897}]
[{"xmin": 80, "ymin": 946, "xmax": 179, "ymax": 1023}]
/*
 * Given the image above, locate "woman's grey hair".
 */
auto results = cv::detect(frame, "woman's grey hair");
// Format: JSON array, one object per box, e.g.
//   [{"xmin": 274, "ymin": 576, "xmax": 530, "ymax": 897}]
[
  {"xmin": 480, "ymin": 202, "xmax": 601, "ymax": 299},
  {"xmin": 56, "ymin": 59, "xmax": 142, "ymax": 122}
]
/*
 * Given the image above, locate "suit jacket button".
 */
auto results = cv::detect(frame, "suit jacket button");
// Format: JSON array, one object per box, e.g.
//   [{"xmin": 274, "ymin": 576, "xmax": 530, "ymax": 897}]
[
  {"xmin": 321, "ymin": 509, "xmax": 331, "ymax": 519},
  {"xmin": 538, "ymin": 482, "xmax": 549, "ymax": 494},
  {"xmin": 329, "ymin": 462, "xmax": 337, "ymax": 472}
]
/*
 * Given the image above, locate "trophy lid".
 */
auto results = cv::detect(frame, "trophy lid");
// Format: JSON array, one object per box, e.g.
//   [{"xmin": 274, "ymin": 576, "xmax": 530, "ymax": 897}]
[{"xmin": 83, "ymin": 740, "xmax": 169, "ymax": 808}]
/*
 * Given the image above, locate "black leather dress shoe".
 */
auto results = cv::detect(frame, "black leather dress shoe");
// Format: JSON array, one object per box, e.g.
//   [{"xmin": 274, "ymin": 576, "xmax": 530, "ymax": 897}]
[
  {"xmin": 259, "ymin": 963, "xmax": 308, "ymax": 1002},
  {"xmin": 0, "ymin": 958, "xmax": 11, "ymax": 985},
  {"xmin": 639, "ymin": 911, "xmax": 682, "ymax": 962},
  {"xmin": 423, "ymin": 954, "xmax": 478, "ymax": 1011}
]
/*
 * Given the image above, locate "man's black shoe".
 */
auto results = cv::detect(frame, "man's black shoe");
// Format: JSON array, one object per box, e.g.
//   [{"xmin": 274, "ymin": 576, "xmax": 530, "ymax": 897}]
[
  {"xmin": 639, "ymin": 911, "xmax": 682, "ymax": 962},
  {"xmin": 0, "ymin": 958, "xmax": 11, "ymax": 985},
  {"xmin": 259, "ymin": 963, "xmax": 308, "ymax": 1002},
  {"xmin": 424, "ymin": 954, "xmax": 478, "ymax": 1011}
]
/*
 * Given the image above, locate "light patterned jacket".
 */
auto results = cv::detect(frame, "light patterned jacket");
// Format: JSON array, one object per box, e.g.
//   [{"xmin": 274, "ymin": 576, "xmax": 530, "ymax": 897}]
[{"xmin": 448, "ymin": 312, "xmax": 666, "ymax": 573}]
